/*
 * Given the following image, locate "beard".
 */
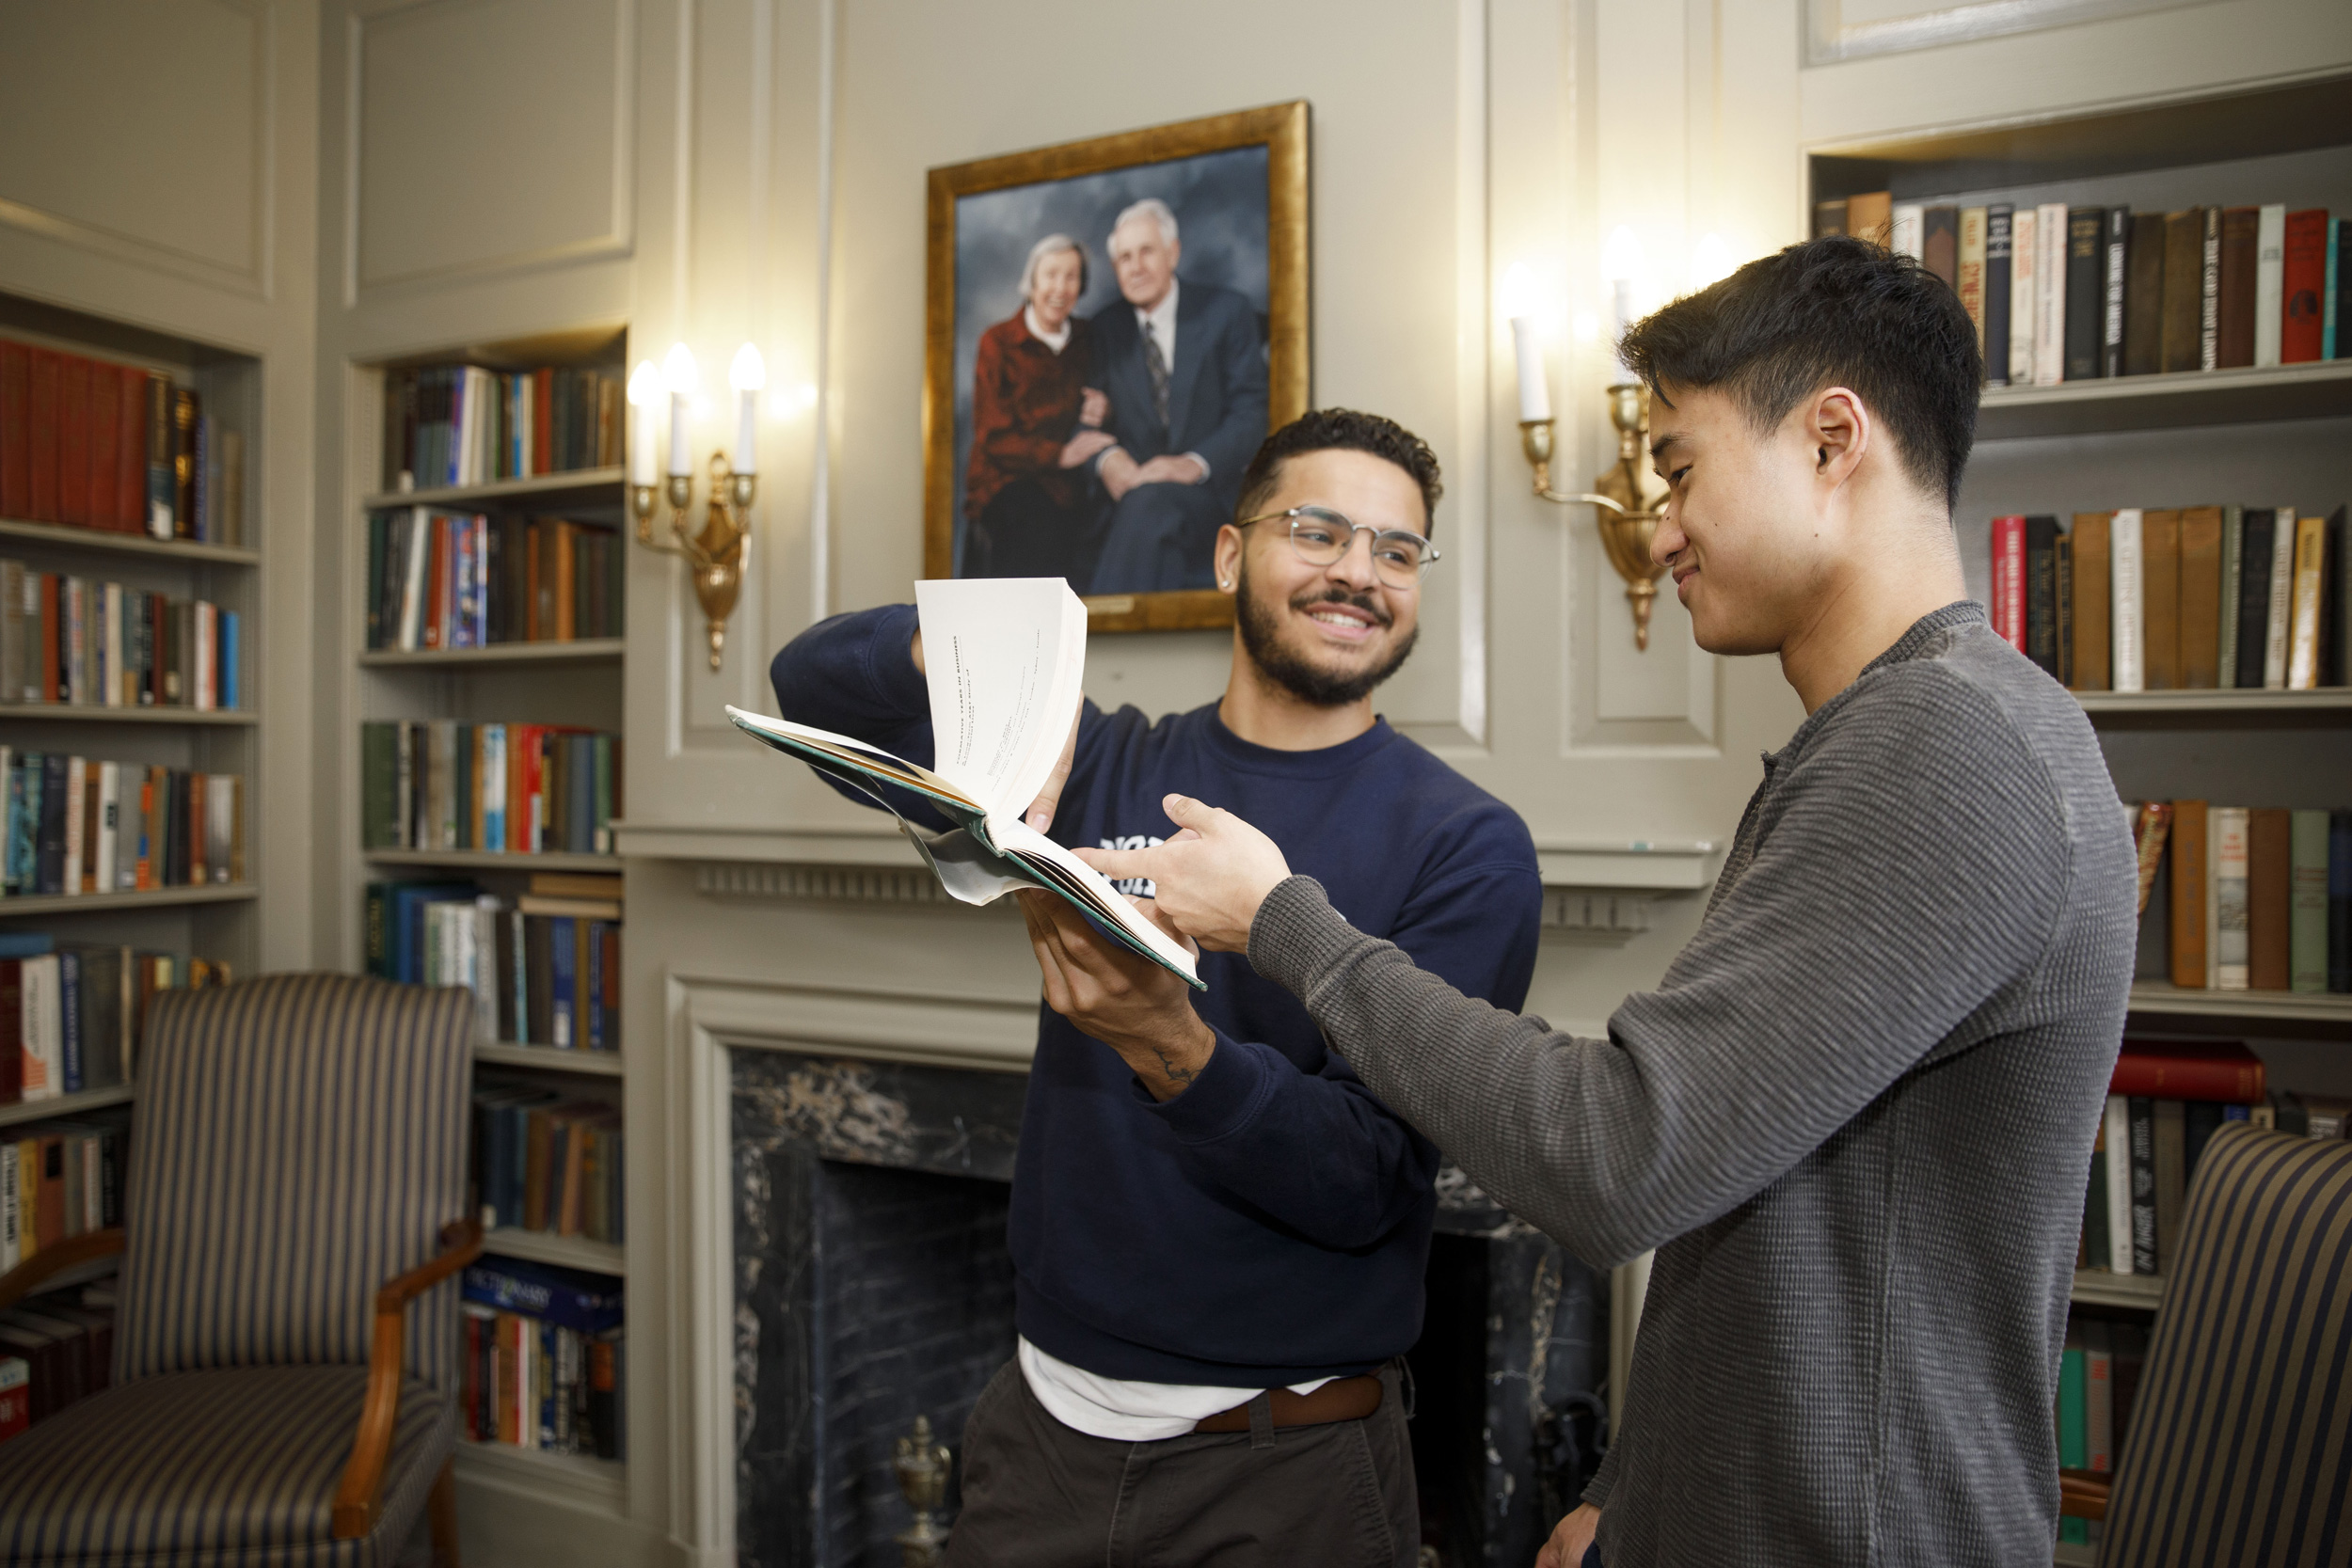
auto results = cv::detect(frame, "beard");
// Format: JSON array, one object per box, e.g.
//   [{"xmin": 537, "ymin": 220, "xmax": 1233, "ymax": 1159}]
[{"xmin": 1236, "ymin": 570, "xmax": 1420, "ymax": 708}]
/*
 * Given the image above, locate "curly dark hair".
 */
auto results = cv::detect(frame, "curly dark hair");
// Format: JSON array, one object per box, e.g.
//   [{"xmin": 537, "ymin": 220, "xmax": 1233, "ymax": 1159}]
[
  {"xmin": 1618, "ymin": 234, "xmax": 1981, "ymax": 511},
  {"xmin": 1232, "ymin": 407, "xmax": 1444, "ymax": 535}
]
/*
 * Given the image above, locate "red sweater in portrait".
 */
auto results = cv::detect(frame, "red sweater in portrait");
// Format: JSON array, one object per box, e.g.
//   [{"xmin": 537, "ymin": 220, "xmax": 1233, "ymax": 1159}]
[{"xmin": 966, "ymin": 309, "xmax": 1097, "ymax": 518}]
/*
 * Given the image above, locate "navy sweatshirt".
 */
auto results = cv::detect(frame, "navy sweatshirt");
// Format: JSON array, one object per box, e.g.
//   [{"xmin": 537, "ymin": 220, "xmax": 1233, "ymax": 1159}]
[{"xmin": 771, "ymin": 605, "xmax": 1543, "ymax": 1384}]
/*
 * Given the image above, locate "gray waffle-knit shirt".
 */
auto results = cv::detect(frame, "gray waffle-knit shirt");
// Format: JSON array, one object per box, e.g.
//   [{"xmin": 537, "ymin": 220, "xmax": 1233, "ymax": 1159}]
[{"xmin": 1248, "ymin": 602, "xmax": 2137, "ymax": 1567}]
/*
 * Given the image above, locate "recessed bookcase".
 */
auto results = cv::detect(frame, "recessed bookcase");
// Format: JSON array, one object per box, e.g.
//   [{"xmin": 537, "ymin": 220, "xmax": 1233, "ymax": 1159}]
[
  {"xmin": 344, "ymin": 325, "xmax": 631, "ymax": 1512},
  {"xmin": 1811, "ymin": 72, "xmax": 2352, "ymax": 1567},
  {"xmin": 0, "ymin": 291, "xmax": 262, "ymax": 1140}
]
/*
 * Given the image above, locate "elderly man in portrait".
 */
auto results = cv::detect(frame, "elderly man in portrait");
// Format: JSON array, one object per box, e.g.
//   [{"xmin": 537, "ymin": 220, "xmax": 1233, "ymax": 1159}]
[{"xmin": 1083, "ymin": 197, "xmax": 1269, "ymax": 594}]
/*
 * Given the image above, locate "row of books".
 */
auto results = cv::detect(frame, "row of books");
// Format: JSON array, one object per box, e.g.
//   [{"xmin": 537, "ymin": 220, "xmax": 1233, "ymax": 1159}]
[
  {"xmin": 380, "ymin": 364, "xmax": 625, "ymax": 493},
  {"xmin": 2055, "ymin": 1314, "xmax": 2148, "ymax": 1547},
  {"xmin": 473, "ymin": 1083, "xmax": 624, "ymax": 1245},
  {"xmin": 2080, "ymin": 1041, "xmax": 2266, "ymax": 1280},
  {"xmin": 1, "ymin": 566, "xmax": 242, "ymax": 710},
  {"xmin": 1820, "ymin": 193, "xmax": 2352, "ymax": 383},
  {"xmin": 1, "ymin": 1117, "xmax": 126, "ymax": 1272},
  {"xmin": 360, "ymin": 721, "xmax": 621, "ymax": 857},
  {"xmin": 0, "ymin": 937, "xmax": 228, "ymax": 1104},
  {"xmin": 2129, "ymin": 802, "xmax": 2349, "ymax": 993},
  {"xmin": 1990, "ymin": 506, "xmax": 2348, "ymax": 692},
  {"xmin": 0, "ymin": 1275, "xmax": 118, "ymax": 1440},
  {"xmin": 0, "ymin": 341, "xmax": 238, "ymax": 544},
  {"xmin": 459, "ymin": 1258, "xmax": 624, "ymax": 1459},
  {"xmin": 1, "ymin": 752, "xmax": 246, "ymax": 898},
  {"xmin": 367, "ymin": 877, "xmax": 622, "ymax": 1053},
  {"xmin": 365, "ymin": 510, "xmax": 624, "ymax": 651}
]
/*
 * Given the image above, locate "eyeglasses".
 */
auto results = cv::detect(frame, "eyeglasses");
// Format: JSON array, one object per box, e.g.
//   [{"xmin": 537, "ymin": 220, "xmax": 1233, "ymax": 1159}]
[{"xmin": 1232, "ymin": 505, "xmax": 1440, "ymax": 588}]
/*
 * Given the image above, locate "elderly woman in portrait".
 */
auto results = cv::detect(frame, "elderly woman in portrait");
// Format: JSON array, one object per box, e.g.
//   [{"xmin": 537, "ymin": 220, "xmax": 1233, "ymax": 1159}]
[{"xmin": 962, "ymin": 233, "xmax": 1117, "ymax": 580}]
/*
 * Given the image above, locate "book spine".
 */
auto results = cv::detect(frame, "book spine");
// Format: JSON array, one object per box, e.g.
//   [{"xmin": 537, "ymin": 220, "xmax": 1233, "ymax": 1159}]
[
  {"xmin": 2332, "ymin": 810, "xmax": 2352, "ymax": 994},
  {"xmin": 2201, "ymin": 207, "xmax": 2223, "ymax": 372},
  {"xmin": 2217, "ymin": 505, "xmax": 2244, "ymax": 687},
  {"xmin": 1991, "ymin": 516, "xmax": 2026, "ymax": 651},
  {"xmin": 2009, "ymin": 209, "xmax": 2037, "ymax": 386},
  {"xmin": 1957, "ymin": 207, "xmax": 1987, "ymax": 348},
  {"xmin": 2127, "ymin": 1097, "xmax": 2158, "ymax": 1275},
  {"xmin": 2110, "ymin": 509, "xmax": 2145, "ymax": 692},
  {"xmin": 1983, "ymin": 206, "xmax": 2013, "ymax": 386},
  {"xmin": 2103, "ymin": 1096, "xmax": 2134, "ymax": 1273},
  {"xmin": 2170, "ymin": 799, "xmax": 2209, "ymax": 989},
  {"xmin": 2216, "ymin": 807, "xmax": 2251, "ymax": 990},
  {"xmin": 2292, "ymin": 809, "xmax": 2330, "ymax": 994},
  {"xmin": 2064, "ymin": 207, "xmax": 2104, "ymax": 380},
  {"xmin": 2288, "ymin": 514, "xmax": 2325, "ymax": 689},
  {"xmin": 2254, "ymin": 203, "xmax": 2286, "ymax": 368},
  {"xmin": 2037, "ymin": 203, "xmax": 2069, "ymax": 386},
  {"xmin": 2102, "ymin": 207, "xmax": 2129, "ymax": 378},
  {"xmin": 2264, "ymin": 511, "xmax": 2295, "ymax": 689},
  {"xmin": 2283, "ymin": 209, "xmax": 2328, "ymax": 363},
  {"xmin": 2084, "ymin": 1323, "xmax": 2114, "ymax": 1473}
]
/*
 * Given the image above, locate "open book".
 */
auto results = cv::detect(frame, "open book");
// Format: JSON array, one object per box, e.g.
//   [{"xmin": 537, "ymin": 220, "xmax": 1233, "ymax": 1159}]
[{"xmin": 726, "ymin": 578, "xmax": 1201, "ymax": 988}]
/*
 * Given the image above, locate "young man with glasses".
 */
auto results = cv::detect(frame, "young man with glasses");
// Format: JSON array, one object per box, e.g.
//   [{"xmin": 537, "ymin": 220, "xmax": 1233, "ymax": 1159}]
[{"xmin": 767, "ymin": 408, "xmax": 1542, "ymax": 1567}]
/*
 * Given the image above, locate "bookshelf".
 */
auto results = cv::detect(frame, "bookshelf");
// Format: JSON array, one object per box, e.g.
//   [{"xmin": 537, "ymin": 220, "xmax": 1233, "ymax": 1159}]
[
  {"xmin": 1812, "ymin": 80, "xmax": 2352, "ymax": 1557},
  {"xmin": 0, "ymin": 292, "xmax": 262, "ymax": 1165},
  {"xmin": 346, "ymin": 329, "xmax": 632, "ymax": 1522}
]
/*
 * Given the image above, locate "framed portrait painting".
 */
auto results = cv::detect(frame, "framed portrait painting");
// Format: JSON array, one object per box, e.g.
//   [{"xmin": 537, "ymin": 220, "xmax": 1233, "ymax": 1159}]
[{"xmin": 925, "ymin": 102, "xmax": 1309, "ymax": 632}]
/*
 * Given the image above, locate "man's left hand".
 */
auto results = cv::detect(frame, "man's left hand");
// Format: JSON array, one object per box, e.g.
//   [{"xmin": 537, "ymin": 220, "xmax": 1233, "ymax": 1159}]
[
  {"xmin": 1018, "ymin": 890, "xmax": 1213, "ymax": 1101},
  {"xmin": 1133, "ymin": 453, "xmax": 1205, "ymax": 486}
]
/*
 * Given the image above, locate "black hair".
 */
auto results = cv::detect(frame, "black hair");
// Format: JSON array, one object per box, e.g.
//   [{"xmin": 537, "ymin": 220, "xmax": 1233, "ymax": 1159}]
[
  {"xmin": 1617, "ymin": 235, "xmax": 1980, "ymax": 511},
  {"xmin": 1232, "ymin": 407, "xmax": 1443, "ymax": 534}
]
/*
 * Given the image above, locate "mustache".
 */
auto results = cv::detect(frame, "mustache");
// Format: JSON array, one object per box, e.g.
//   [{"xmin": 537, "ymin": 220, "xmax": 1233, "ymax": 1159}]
[{"xmin": 1290, "ymin": 585, "xmax": 1393, "ymax": 628}]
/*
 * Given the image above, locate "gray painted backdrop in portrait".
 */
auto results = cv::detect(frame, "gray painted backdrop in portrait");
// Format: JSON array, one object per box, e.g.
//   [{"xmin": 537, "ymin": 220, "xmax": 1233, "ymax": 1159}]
[{"xmin": 950, "ymin": 144, "xmax": 1270, "ymax": 570}]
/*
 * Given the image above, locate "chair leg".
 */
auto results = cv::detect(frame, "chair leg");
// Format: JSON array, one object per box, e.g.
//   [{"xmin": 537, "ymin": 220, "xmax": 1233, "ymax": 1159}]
[{"xmin": 428, "ymin": 1455, "xmax": 461, "ymax": 1568}]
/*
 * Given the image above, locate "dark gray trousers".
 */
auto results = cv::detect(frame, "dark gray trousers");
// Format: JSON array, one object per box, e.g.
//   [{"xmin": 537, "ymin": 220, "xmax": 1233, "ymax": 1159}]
[{"xmin": 941, "ymin": 1358, "xmax": 1420, "ymax": 1568}]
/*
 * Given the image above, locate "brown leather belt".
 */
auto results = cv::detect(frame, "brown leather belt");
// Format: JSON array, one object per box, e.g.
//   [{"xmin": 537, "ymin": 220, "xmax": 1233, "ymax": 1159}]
[{"xmin": 1193, "ymin": 1373, "xmax": 1382, "ymax": 1433}]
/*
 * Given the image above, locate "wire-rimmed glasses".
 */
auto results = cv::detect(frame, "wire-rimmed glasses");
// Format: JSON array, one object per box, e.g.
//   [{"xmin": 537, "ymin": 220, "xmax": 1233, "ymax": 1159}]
[{"xmin": 1232, "ymin": 505, "xmax": 1441, "ymax": 589}]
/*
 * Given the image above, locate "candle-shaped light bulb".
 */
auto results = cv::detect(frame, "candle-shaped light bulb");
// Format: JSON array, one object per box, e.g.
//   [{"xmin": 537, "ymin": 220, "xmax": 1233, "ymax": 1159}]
[
  {"xmin": 662, "ymin": 342, "xmax": 698, "ymax": 476},
  {"xmin": 728, "ymin": 342, "xmax": 765, "ymax": 477},
  {"xmin": 1601, "ymin": 227, "xmax": 1645, "ymax": 353},
  {"xmin": 627, "ymin": 359, "xmax": 661, "ymax": 486},
  {"xmin": 1499, "ymin": 263, "xmax": 1553, "ymax": 423}
]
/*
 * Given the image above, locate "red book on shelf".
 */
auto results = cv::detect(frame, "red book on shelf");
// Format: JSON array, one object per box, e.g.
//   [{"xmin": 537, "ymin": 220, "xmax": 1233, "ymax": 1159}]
[
  {"xmin": 424, "ymin": 515, "xmax": 446, "ymax": 648},
  {"xmin": 1991, "ymin": 515, "xmax": 2027, "ymax": 652},
  {"xmin": 532, "ymin": 368, "xmax": 554, "ymax": 476},
  {"xmin": 88, "ymin": 361, "xmax": 120, "ymax": 527},
  {"xmin": 57, "ymin": 353, "xmax": 91, "ymax": 528},
  {"xmin": 116, "ymin": 365, "xmax": 144, "ymax": 531},
  {"xmin": 0, "ymin": 958, "xmax": 22, "ymax": 1103},
  {"xmin": 39, "ymin": 574, "xmax": 59, "ymax": 705},
  {"xmin": 0, "ymin": 341, "xmax": 26, "ymax": 517},
  {"xmin": 26, "ymin": 348, "xmax": 61, "ymax": 523},
  {"xmin": 2280, "ymin": 209, "xmax": 2329, "ymax": 364},
  {"xmin": 2111, "ymin": 1040, "xmax": 2265, "ymax": 1102}
]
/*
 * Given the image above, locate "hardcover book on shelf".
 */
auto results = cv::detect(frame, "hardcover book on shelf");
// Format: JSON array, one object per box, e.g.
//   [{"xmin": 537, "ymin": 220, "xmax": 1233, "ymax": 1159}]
[
  {"xmin": 2291, "ymin": 809, "xmax": 2329, "ymax": 993},
  {"xmin": 2260, "ymin": 509, "xmax": 2294, "ymax": 689},
  {"xmin": 2101, "ymin": 207, "xmax": 2130, "ymax": 379},
  {"xmin": 2217, "ymin": 207, "xmax": 2261, "ymax": 369},
  {"xmin": 1982, "ymin": 205, "xmax": 2013, "ymax": 385},
  {"xmin": 2140, "ymin": 510, "xmax": 2181, "ymax": 689},
  {"xmin": 2069, "ymin": 513, "xmax": 2110, "ymax": 690},
  {"xmin": 1921, "ymin": 206, "xmax": 1959, "ymax": 290},
  {"xmin": 730, "ymin": 578, "xmax": 1201, "ymax": 987},
  {"xmin": 1890, "ymin": 203, "xmax": 1923, "ymax": 260},
  {"xmin": 2214, "ymin": 806, "xmax": 2251, "ymax": 990},
  {"xmin": 2009, "ymin": 208, "xmax": 2037, "ymax": 388},
  {"xmin": 2037, "ymin": 202, "xmax": 2069, "ymax": 386},
  {"xmin": 1957, "ymin": 207, "xmax": 1988, "ymax": 346},
  {"xmin": 2201, "ymin": 206, "xmax": 2223, "ymax": 372},
  {"xmin": 2178, "ymin": 507, "xmax": 2222, "ymax": 689},
  {"xmin": 2253, "ymin": 204, "xmax": 2286, "ymax": 369},
  {"xmin": 1845, "ymin": 191, "xmax": 1891, "ymax": 247},
  {"xmin": 2282, "ymin": 209, "xmax": 2329, "ymax": 364}
]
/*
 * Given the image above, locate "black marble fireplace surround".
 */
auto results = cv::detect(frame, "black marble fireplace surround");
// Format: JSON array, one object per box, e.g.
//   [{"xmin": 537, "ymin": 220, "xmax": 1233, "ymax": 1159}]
[{"xmin": 732, "ymin": 1051, "xmax": 1606, "ymax": 1568}]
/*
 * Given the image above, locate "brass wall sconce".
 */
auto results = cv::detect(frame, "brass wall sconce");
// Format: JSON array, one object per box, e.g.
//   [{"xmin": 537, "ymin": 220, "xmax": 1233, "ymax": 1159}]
[
  {"xmin": 632, "ymin": 452, "xmax": 752, "ymax": 671},
  {"xmin": 1519, "ymin": 382, "xmax": 1672, "ymax": 650}
]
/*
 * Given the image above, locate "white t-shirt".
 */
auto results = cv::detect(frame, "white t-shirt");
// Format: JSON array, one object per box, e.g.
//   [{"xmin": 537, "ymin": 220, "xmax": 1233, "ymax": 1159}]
[{"xmin": 1016, "ymin": 1335, "xmax": 1335, "ymax": 1442}]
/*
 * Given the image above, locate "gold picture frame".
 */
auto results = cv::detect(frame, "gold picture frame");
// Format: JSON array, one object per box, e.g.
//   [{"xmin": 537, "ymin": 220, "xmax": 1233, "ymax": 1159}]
[{"xmin": 924, "ymin": 102, "xmax": 1311, "ymax": 633}]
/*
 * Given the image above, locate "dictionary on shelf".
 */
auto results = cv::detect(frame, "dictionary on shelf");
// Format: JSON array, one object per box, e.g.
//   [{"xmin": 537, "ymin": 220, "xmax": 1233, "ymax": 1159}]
[{"xmin": 729, "ymin": 578, "xmax": 1201, "ymax": 988}]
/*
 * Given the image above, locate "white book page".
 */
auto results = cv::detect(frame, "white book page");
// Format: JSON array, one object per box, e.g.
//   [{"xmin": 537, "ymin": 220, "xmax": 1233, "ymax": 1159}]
[{"xmin": 915, "ymin": 578, "xmax": 1088, "ymax": 821}]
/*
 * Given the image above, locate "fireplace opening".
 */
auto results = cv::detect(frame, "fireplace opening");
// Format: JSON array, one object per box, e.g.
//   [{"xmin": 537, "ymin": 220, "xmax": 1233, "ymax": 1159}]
[{"xmin": 731, "ymin": 1052, "xmax": 1607, "ymax": 1568}]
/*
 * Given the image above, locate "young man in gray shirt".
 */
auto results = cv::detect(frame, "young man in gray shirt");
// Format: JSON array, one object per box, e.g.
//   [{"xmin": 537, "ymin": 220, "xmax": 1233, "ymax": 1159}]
[{"xmin": 1045, "ymin": 236, "xmax": 2138, "ymax": 1566}]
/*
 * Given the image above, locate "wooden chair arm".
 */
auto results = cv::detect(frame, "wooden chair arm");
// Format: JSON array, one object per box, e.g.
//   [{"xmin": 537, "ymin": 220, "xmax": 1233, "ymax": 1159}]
[
  {"xmin": 0, "ymin": 1227, "xmax": 124, "ymax": 1311},
  {"xmin": 332, "ymin": 1218, "xmax": 484, "ymax": 1540},
  {"xmin": 2059, "ymin": 1468, "xmax": 2111, "ymax": 1521}
]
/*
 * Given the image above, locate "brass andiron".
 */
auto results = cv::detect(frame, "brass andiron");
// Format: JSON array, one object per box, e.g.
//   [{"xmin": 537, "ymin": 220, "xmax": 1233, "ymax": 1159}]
[
  {"xmin": 892, "ymin": 1414, "xmax": 952, "ymax": 1567},
  {"xmin": 1520, "ymin": 382, "xmax": 1672, "ymax": 650},
  {"xmin": 632, "ymin": 450, "xmax": 753, "ymax": 671}
]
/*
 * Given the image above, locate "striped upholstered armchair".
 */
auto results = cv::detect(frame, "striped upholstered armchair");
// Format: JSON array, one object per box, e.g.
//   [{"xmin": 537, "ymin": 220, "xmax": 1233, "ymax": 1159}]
[
  {"xmin": 2070, "ymin": 1121, "xmax": 2352, "ymax": 1566},
  {"xmin": 0, "ymin": 974, "xmax": 482, "ymax": 1567}
]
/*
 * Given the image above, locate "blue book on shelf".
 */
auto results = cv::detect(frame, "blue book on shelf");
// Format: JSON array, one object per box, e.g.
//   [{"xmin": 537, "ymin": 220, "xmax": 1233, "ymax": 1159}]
[
  {"xmin": 549, "ymin": 916, "xmax": 576, "ymax": 1049},
  {"xmin": 58, "ymin": 948, "xmax": 81, "ymax": 1093},
  {"xmin": 584, "ymin": 924, "xmax": 603, "ymax": 1052},
  {"xmin": 461, "ymin": 1257, "xmax": 623, "ymax": 1334},
  {"xmin": 0, "ymin": 932, "xmax": 54, "ymax": 958},
  {"xmin": 220, "ymin": 612, "xmax": 239, "ymax": 710}
]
